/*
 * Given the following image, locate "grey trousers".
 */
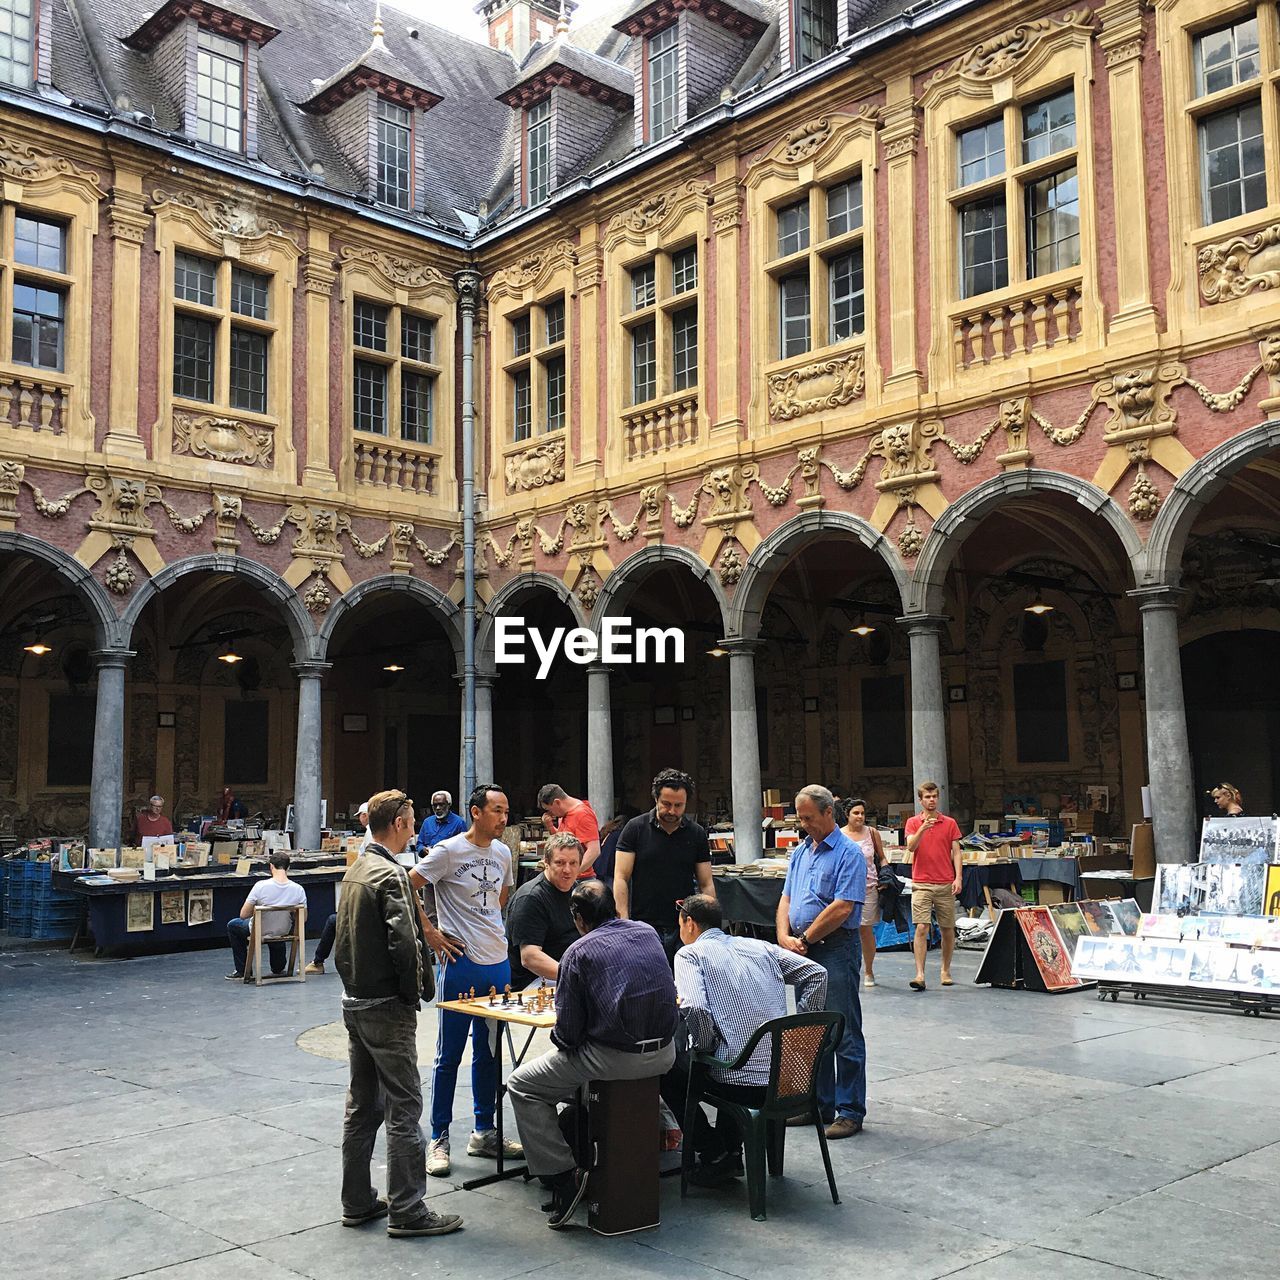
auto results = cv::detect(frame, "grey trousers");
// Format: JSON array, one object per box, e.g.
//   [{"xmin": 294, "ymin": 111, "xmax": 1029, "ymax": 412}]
[
  {"xmin": 341, "ymin": 1001, "xmax": 427, "ymax": 1223},
  {"xmin": 507, "ymin": 1039, "xmax": 676, "ymax": 1178}
]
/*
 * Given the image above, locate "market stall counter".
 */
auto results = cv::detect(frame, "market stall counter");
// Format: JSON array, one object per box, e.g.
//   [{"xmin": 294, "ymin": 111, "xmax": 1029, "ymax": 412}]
[{"xmin": 56, "ymin": 864, "xmax": 345, "ymax": 957}]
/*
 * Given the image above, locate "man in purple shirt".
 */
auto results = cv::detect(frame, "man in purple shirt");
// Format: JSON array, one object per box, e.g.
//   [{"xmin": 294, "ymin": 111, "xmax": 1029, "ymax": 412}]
[{"xmin": 507, "ymin": 880, "xmax": 677, "ymax": 1229}]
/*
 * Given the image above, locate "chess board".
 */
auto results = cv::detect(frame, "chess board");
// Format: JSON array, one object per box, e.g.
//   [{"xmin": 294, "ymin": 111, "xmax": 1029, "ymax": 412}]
[{"xmin": 436, "ymin": 986, "xmax": 558, "ymax": 1028}]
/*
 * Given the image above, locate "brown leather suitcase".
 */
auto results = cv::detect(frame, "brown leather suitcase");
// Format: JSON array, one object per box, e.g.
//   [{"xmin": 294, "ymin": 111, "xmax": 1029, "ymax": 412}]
[{"xmin": 586, "ymin": 1076, "xmax": 661, "ymax": 1236}]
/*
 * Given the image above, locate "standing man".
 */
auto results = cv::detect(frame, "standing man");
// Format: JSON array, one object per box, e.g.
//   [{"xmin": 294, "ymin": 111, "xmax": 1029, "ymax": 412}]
[
  {"xmin": 410, "ymin": 783, "xmax": 522, "ymax": 1178},
  {"xmin": 507, "ymin": 880, "xmax": 677, "ymax": 1229},
  {"xmin": 537, "ymin": 783, "xmax": 601, "ymax": 876},
  {"xmin": 904, "ymin": 781, "xmax": 963, "ymax": 991},
  {"xmin": 614, "ymin": 768, "xmax": 715, "ymax": 963},
  {"xmin": 416, "ymin": 790, "xmax": 466, "ymax": 853},
  {"xmin": 507, "ymin": 832, "xmax": 584, "ymax": 987},
  {"xmin": 224, "ymin": 852, "xmax": 307, "ymax": 981},
  {"xmin": 775, "ymin": 784, "xmax": 866, "ymax": 1140},
  {"xmin": 334, "ymin": 790, "xmax": 462, "ymax": 1239},
  {"xmin": 134, "ymin": 795, "xmax": 174, "ymax": 843}
]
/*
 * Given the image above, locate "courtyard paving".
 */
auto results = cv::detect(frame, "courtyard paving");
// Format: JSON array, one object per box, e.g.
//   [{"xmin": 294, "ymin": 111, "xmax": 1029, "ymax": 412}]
[{"xmin": 3, "ymin": 938, "xmax": 1279, "ymax": 1279}]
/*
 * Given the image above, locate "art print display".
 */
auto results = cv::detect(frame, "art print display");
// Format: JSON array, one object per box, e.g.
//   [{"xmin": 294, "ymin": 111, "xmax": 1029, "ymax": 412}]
[
  {"xmin": 125, "ymin": 892, "xmax": 154, "ymax": 933},
  {"xmin": 159, "ymin": 891, "xmax": 185, "ymax": 925},
  {"xmin": 1109, "ymin": 899, "xmax": 1141, "ymax": 936},
  {"xmin": 120, "ymin": 847, "xmax": 147, "ymax": 870},
  {"xmin": 1072, "ymin": 936, "xmax": 1192, "ymax": 984},
  {"xmin": 1198, "ymin": 816, "xmax": 1280, "ymax": 864},
  {"xmin": 187, "ymin": 889, "xmax": 213, "ymax": 927},
  {"xmin": 1049, "ymin": 903, "xmax": 1092, "ymax": 959},
  {"xmin": 1014, "ymin": 907, "xmax": 1082, "ymax": 990},
  {"xmin": 1154, "ymin": 862, "xmax": 1266, "ymax": 917},
  {"xmin": 88, "ymin": 848, "xmax": 116, "ymax": 871},
  {"xmin": 1079, "ymin": 899, "xmax": 1121, "ymax": 936},
  {"xmin": 1142, "ymin": 913, "xmax": 1280, "ymax": 947},
  {"xmin": 1187, "ymin": 944, "xmax": 1280, "ymax": 992},
  {"xmin": 1266, "ymin": 865, "xmax": 1280, "ymax": 917}
]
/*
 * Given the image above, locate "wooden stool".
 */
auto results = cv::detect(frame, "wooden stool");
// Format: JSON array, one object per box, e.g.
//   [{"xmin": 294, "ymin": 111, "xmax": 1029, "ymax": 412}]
[
  {"xmin": 244, "ymin": 904, "xmax": 307, "ymax": 985},
  {"xmin": 587, "ymin": 1075, "xmax": 661, "ymax": 1236}
]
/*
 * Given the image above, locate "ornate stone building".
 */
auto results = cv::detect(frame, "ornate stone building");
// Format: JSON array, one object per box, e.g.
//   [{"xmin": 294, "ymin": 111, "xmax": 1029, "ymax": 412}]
[{"xmin": 0, "ymin": 0, "xmax": 1277, "ymax": 859}]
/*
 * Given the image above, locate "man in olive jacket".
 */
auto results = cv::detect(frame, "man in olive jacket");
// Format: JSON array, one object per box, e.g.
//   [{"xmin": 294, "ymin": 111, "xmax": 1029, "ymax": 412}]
[{"xmin": 335, "ymin": 790, "xmax": 462, "ymax": 1240}]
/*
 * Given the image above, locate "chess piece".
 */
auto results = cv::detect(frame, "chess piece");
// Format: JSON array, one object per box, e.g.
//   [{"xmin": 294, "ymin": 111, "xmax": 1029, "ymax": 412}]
[
  {"xmin": 517, "ymin": 991, "xmax": 524, "ymax": 1006},
  {"xmin": 469, "ymin": 986, "xmax": 476, "ymax": 999}
]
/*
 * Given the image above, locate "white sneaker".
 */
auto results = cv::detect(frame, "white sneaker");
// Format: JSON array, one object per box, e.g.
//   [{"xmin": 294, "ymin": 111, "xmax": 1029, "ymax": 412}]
[
  {"xmin": 426, "ymin": 1135, "xmax": 451, "ymax": 1177},
  {"xmin": 467, "ymin": 1128, "xmax": 523, "ymax": 1159}
]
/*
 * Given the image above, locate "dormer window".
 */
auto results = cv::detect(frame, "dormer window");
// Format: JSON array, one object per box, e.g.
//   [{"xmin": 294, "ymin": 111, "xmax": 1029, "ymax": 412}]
[
  {"xmin": 0, "ymin": 0, "xmax": 34, "ymax": 87},
  {"xmin": 376, "ymin": 99, "xmax": 413, "ymax": 210},
  {"xmin": 647, "ymin": 25, "xmax": 679, "ymax": 141},
  {"xmin": 196, "ymin": 30, "xmax": 246, "ymax": 151},
  {"xmin": 795, "ymin": 0, "xmax": 838, "ymax": 67},
  {"xmin": 526, "ymin": 100, "xmax": 552, "ymax": 207}
]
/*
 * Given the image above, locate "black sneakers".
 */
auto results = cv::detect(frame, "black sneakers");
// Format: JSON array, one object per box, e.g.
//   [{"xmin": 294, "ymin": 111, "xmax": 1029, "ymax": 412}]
[
  {"xmin": 387, "ymin": 1204, "xmax": 463, "ymax": 1238},
  {"xmin": 545, "ymin": 1168, "xmax": 589, "ymax": 1230},
  {"xmin": 341, "ymin": 1197, "xmax": 389, "ymax": 1228}
]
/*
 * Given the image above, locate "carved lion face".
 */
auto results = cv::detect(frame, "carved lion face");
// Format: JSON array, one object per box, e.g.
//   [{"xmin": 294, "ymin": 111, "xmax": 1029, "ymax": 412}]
[
  {"xmin": 313, "ymin": 510, "xmax": 336, "ymax": 534},
  {"xmin": 115, "ymin": 479, "xmax": 145, "ymax": 510},
  {"xmin": 999, "ymin": 398, "xmax": 1027, "ymax": 432},
  {"xmin": 882, "ymin": 425, "xmax": 914, "ymax": 465},
  {"xmin": 1260, "ymin": 332, "xmax": 1280, "ymax": 374},
  {"xmin": 1112, "ymin": 369, "xmax": 1157, "ymax": 419}
]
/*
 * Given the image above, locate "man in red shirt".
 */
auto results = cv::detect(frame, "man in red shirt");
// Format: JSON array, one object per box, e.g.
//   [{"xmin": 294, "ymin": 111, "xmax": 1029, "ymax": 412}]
[
  {"xmin": 537, "ymin": 784, "xmax": 601, "ymax": 878},
  {"xmin": 134, "ymin": 795, "xmax": 174, "ymax": 842},
  {"xmin": 903, "ymin": 781, "xmax": 963, "ymax": 991}
]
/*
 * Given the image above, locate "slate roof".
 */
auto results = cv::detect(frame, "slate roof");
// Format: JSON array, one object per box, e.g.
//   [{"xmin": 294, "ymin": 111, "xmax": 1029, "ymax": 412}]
[{"xmin": 26, "ymin": 0, "xmax": 947, "ymax": 236}]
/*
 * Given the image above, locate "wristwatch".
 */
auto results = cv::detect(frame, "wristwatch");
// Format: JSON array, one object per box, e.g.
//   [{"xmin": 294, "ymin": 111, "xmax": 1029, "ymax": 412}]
[{"xmin": 797, "ymin": 930, "xmax": 809, "ymax": 947}]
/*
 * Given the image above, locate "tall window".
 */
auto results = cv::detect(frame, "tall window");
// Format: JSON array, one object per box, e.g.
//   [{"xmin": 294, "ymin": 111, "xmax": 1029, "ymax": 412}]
[
  {"xmin": 648, "ymin": 24, "xmax": 679, "ymax": 142},
  {"xmin": 624, "ymin": 245, "xmax": 699, "ymax": 404},
  {"xmin": 196, "ymin": 30, "xmax": 245, "ymax": 152},
  {"xmin": 376, "ymin": 99, "xmax": 413, "ymax": 210},
  {"xmin": 953, "ymin": 87, "xmax": 1080, "ymax": 299},
  {"xmin": 9, "ymin": 214, "xmax": 68, "ymax": 371},
  {"xmin": 1014, "ymin": 659, "xmax": 1069, "ymax": 763},
  {"xmin": 526, "ymin": 99, "xmax": 551, "ymax": 206},
  {"xmin": 172, "ymin": 252, "xmax": 272, "ymax": 413},
  {"xmin": 352, "ymin": 299, "xmax": 439, "ymax": 442},
  {"xmin": 1192, "ymin": 15, "xmax": 1268, "ymax": 224},
  {"xmin": 795, "ymin": 0, "xmax": 838, "ymax": 67},
  {"xmin": 506, "ymin": 294, "xmax": 566, "ymax": 441},
  {"xmin": 0, "ymin": 0, "xmax": 34, "ymax": 87},
  {"xmin": 767, "ymin": 175, "xmax": 864, "ymax": 360}
]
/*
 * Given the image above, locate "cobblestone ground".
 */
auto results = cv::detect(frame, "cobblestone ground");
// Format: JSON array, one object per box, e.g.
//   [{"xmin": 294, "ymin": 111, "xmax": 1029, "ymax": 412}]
[{"xmin": 4, "ymin": 939, "xmax": 1280, "ymax": 1279}]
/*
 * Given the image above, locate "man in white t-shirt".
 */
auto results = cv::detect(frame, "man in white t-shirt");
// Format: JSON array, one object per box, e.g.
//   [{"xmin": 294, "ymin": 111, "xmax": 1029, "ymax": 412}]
[
  {"xmin": 409, "ymin": 783, "xmax": 521, "ymax": 1177},
  {"xmin": 226, "ymin": 852, "xmax": 307, "ymax": 979}
]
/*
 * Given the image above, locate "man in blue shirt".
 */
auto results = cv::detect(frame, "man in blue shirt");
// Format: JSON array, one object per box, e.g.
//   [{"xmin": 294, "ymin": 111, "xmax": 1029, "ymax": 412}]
[
  {"xmin": 775, "ymin": 783, "xmax": 867, "ymax": 1139},
  {"xmin": 415, "ymin": 790, "xmax": 466, "ymax": 852}
]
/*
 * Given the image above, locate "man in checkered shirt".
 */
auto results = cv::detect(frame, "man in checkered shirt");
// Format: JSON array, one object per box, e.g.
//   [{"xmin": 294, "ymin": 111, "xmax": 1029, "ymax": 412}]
[{"xmin": 666, "ymin": 894, "xmax": 827, "ymax": 1187}]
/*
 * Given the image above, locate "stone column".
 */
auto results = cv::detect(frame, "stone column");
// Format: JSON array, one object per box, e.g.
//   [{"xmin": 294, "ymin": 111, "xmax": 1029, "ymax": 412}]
[
  {"xmin": 301, "ymin": 233, "xmax": 338, "ymax": 489},
  {"xmin": 881, "ymin": 82, "xmax": 923, "ymax": 394},
  {"xmin": 586, "ymin": 664, "xmax": 614, "ymax": 824},
  {"xmin": 573, "ymin": 237, "xmax": 604, "ymax": 469},
  {"xmin": 292, "ymin": 661, "xmax": 330, "ymax": 851},
  {"xmin": 460, "ymin": 675, "xmax": 496, "ymax": 796},
  {"xmin": 709, "ymin": 164, "xmax": 744, "ymax": 441},
  {"xmin": 89, "ymin": 650, "xmax": 133, "ymax": 849},
  {"xmin": 723, "ymin": 640, "xmax": 762, "ymax": 865},
  {"xmin": 899, "ymin": 615, "xmax": 950, "ymax": 810},
  {"xmin": 1133, "ymin": 588, "xmax": 1195, "ymax": 862},
  {"xmin": 104, "ymin": 175, "xmax": 149, "ymax": 459}
]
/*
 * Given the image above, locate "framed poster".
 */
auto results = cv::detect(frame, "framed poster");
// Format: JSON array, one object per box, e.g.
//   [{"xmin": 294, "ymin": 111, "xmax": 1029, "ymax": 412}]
[
  {"xmin": 1199, "ymin": 816, "xmax": 1279, "ymax": 864},
  {"xmin": 126, "ymin": 893, "xmax": 154, "ymax": 932},
  {"xmin": 1014, "ymin": 907, "xmax": 1082, "ymax": 991},
  {"xmin": 159, "ymin": 890, "xmax": 185, "ymax": 925},
  {"xmin": 1266, "ymin": 865, "xmax": 1280, "ymax": 917}
]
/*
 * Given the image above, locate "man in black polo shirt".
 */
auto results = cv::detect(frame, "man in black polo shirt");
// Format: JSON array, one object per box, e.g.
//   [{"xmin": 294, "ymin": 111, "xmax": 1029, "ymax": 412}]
[
  {"xmin": 614, "ymin": 767, "xmax": 716, "ymax": 962},
  {"xmin": 507, "ymin": 833, "xmax": 583, "ymax": 987}
]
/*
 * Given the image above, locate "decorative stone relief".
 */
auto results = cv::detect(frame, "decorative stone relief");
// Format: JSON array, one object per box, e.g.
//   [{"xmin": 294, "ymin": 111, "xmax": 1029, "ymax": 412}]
[
  {"xmin": 607, "ymin": 181, "xmax": 710, "ymax": 239},
  {"xmin": 873, "ymin": 420, "xmax": 942, "ymax": 492},
  {"xmin": 505, "ymin": 439, "xmax": 565, "ymax": 493},
  {"xmin": 345, "ymin": 524, "xmax": 389, "ymax": 559},
  {"xmin": 173, "ymin": 410, "xmax": 275, "ymax": 467},
  {"xmin": 780, "ymin": 117, "xmax": 834, "ymax": 164},
  {"xmin": 286, "ymin": 504, "xmax": 343, "ymax": 560},
  {"xmin": 151, "ymin": 188, "xmax": 287, "ymax": 241},
  {"xmin": 338, "ymin": 246, "xmax": 449, "ymax": 290},
  {"xmin": 488, "ymin": 239, "xmax": 577, "ymax": 298},
  {"xmin": 26, "ymin": 479, "xmax": 84, "ymax": 518},
  {"xmin": 1128, "ymin": 467, "xmax": 1161, "ymax": 520},
  {"xmin": 576, "ymin": 569, "xmax": 600, "ymax": 610},
  {"xmin": 0, "ymin": 133, "xmax": 104, "ymax": 192},
  {"xmin": 925, "ymin": 10, "xmax": 1095, "ymax": 91},
  {"xmin": 1198, "ymin": 222, "xmax": 1280, "ymax": 303},
  {"xmin": 700, "ymin": 463, "xmax": 759, "ymax": 526},
  {"xmin": 767, "ymin": 350, "xmax": 865, "ymax": 421},
  {"xmin": 213, "ymin": 493, "xmax": 242, "ymax": 553},
  {"xmin": 0, "ymin": 459, "xmax": 22, "ymax": 527},
  {"xmin": 390, "ymin": 521, "xmax": 415, "ymax": 571},
  {"xmin": 104, "ymin": 547, "xmax": 136, "ymax": 594},
  {"xmin": 1096, "ymin": 363, "xmax": 1185, "ymax": 440},
  {"xmin": 1261, "ymin": 332, "xmax": 1280, "ymax": 411},
  {"xmin": 156, "ymin": 497, "xmax": 212, "ymax": 533},
  {"xmin": 86, "ymin": 474, "xmax": 160, "ymax": 536},
  {"xmin": 717, "ymin": 543, "xmax": 743, "ymax": 586},
  {"xmin": 995, "ymin": 397, "xmax": 1033, "ymax": 467},
  {"xmin": 898, "ymin": 518, "xmax": 924, "ymax": 559},
  {"xmin": 938, "ymin": 416, "xmax": 1001, "ymax": 464},
  {"xmin": 303, "ymin": 577, "xmax": 332, "ymax": 614}
]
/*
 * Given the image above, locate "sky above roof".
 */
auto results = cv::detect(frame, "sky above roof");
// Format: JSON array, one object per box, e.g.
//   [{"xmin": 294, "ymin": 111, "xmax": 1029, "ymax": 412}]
[{"xmin": 406, "ymin": 0, "xmax": 616, "ymax": 43}]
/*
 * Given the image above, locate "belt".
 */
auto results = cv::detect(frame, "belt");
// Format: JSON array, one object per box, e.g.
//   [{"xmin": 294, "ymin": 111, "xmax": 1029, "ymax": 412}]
[{"xmin": 606, "ymin": 1037, "xmax": 672, "ymax": 1055}]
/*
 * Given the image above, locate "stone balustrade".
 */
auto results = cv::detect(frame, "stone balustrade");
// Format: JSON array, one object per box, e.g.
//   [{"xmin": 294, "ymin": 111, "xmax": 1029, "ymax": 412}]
[{"xmin": 622, "ymin": 391, "xmax": 699, "ymax": 461}]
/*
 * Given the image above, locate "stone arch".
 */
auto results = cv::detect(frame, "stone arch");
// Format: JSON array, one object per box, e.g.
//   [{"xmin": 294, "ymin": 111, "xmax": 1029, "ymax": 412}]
[
  {"xmin": 908, "ymin": 470, "xmax": 1144, "ymax": 614},
  {"xmin": 590, "ymin": 544, "xmax": 731, "ymax": 635},
  {"xmin": 0, "ymin": 530, "xmax": 120, "ymax": 648},
  {"xmin": 477, "ymin": 572, "xmax": 586, "ymax": 675},
  {"xmin": 119, "ymin": 555, "xmax": 316, "ymax": 660},
  {"xmin": 727, "ymin": 510, "xmax": 909, "ymax": 639},
  {"xmin": 1142, "ymin": 420, "xmax": 1280, "ymax": 589},
  {"xmin": 318, "ymin": 573, "xmax": 462, "ymax": 662}
]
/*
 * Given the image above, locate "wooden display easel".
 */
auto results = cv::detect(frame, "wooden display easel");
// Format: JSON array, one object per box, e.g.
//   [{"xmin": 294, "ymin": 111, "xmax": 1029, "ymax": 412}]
[{"xmin": 975, "ymin": 909, "xmax": 1093, "ymax": 993}]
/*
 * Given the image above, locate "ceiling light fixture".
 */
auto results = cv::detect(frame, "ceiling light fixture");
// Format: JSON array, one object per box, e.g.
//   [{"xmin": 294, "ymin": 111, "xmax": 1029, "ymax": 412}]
[
  {"xmin": 383, "ymin": 663, "xmax": 405, "ymax": 673},
  {"xmin": 218, "ymin": 645, "xmax": 243, "ymax": 665},
  {"xmin": 1024, "ymin": 594, "xmax": 1054, "ymax": 616},
  {"xmin": 850, "ymin": 617, "xmax": 876, "ymax": 637},
  {"xmin": 706, "ymin": 646, "xmax": 728, "ymax": 658},
  {"xmin": 23, "ymin": 642, "xmax": 52, "ymax": 656}
]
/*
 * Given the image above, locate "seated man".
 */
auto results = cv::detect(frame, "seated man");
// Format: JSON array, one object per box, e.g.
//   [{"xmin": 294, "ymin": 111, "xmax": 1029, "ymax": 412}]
[
  {"xmin": 226, "ymin": 852, "xmax": 307, "ymax": 980},
  {"xmin": 667, "ymin": 894, "xmax": 827, "ymax": 1186},
  {"xmin": 506, "ymin": 832, "xmax": 584, "ymax": 987},
  {"xmin": 507, "ymin": 881, "xmax": 677, "ymax": 1230}
]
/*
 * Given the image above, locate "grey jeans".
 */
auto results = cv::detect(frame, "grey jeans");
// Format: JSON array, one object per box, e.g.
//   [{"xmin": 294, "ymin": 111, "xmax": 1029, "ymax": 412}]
[
  {"xmin": 506, "ymin": 1039, "xmax": 676, "ymax": 1178},
  {"xmin": 341, "ymin": 1001, "xmax": 426, "ymax": 1223}
]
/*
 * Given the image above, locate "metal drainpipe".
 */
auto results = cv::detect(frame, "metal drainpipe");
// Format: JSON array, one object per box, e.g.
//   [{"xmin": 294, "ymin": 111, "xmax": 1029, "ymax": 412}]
[{"xmin": 456, "ymin": 268, "xmax": 482, "ymax": 801}]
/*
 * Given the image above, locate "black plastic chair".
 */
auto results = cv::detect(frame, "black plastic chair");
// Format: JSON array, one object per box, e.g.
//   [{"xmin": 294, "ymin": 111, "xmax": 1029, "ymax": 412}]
[{"xmin": 680, "ymin": 1010, "xmax": 845, "ymax": 1221}]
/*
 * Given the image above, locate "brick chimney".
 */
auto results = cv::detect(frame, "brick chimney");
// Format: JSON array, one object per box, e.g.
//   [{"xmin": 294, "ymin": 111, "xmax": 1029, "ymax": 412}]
[{"xmin": 474, "ymin": 0, "xmax": 569, "ymax": 61}]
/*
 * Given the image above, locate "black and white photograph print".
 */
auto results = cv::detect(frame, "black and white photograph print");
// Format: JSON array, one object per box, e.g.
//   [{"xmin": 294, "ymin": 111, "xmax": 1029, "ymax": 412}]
[{"xmin": 1199, "ymin": 816, "xmax": 1280, "ymax": 864}]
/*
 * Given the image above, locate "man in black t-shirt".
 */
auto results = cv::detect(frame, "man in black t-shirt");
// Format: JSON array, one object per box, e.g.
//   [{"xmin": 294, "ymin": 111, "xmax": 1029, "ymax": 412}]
[
  {"xmin": 614, "ymin": 767, "xmax": 715, "ymax": 963},
  {"xmin": 507, "ymin": 833, "xmax": 583, "ymax": 987}
]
